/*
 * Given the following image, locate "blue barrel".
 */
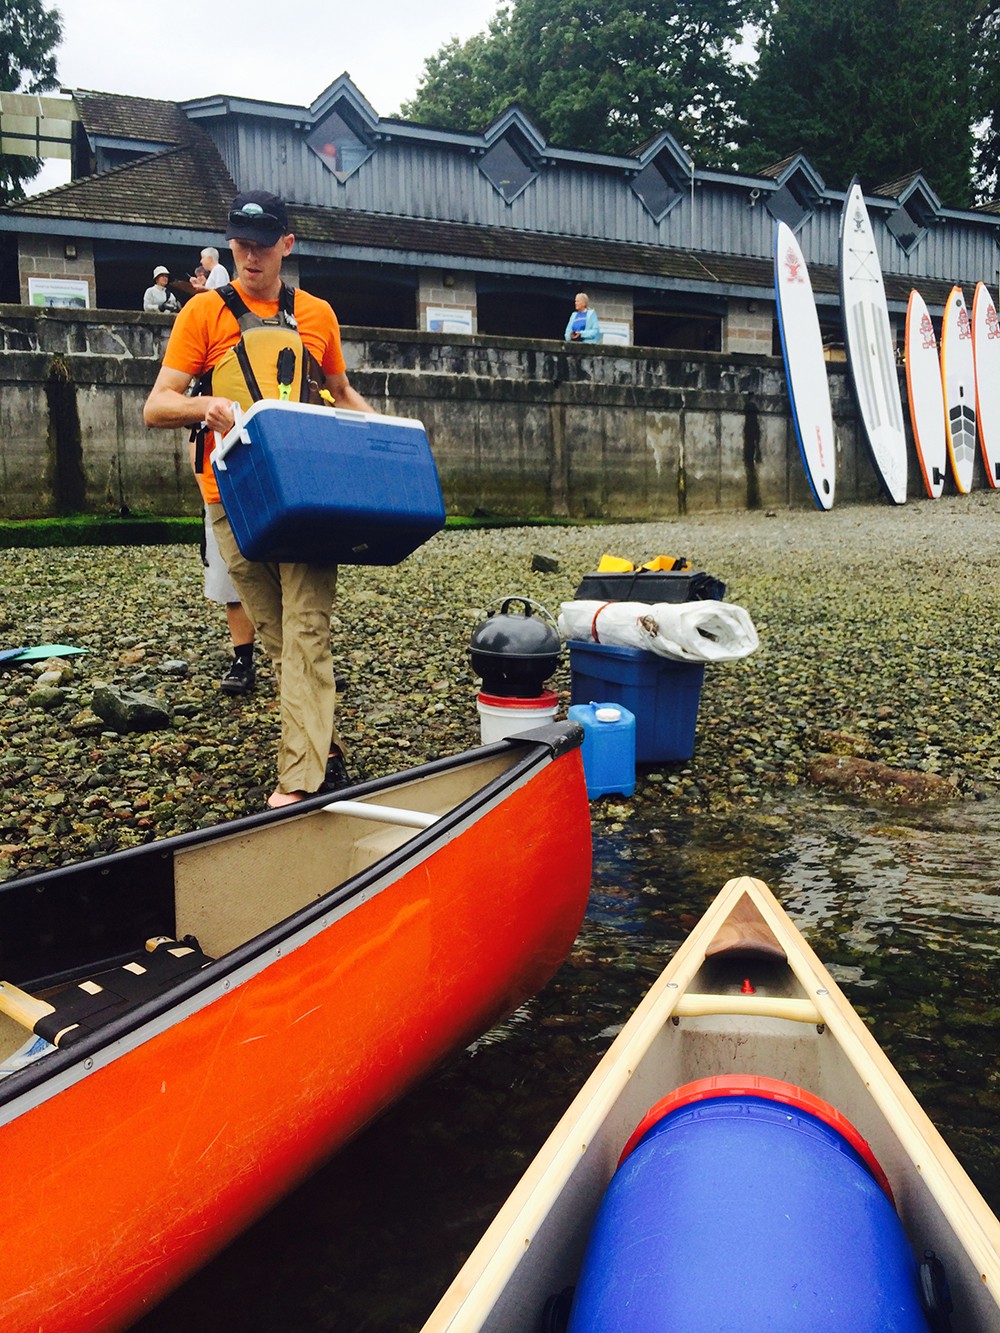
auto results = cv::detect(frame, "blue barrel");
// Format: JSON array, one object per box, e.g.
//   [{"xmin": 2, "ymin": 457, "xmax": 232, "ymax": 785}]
[
  {"xmin": 567, "ymin": 701, "xmax": 636, "ymax": 798},
  {"xmin": 567, "ymin": 1077, "xmax": 931, "ymax": 1333}
]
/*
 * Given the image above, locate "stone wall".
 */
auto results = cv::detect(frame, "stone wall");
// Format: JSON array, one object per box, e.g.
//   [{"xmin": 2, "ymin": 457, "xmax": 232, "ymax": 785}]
[{"xmin": 0, "ymin": 304, "xmax": 895, "ymax": 521}]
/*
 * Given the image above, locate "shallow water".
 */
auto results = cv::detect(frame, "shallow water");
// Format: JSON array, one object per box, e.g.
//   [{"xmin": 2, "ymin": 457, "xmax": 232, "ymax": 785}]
[{"xmin": 134, "ymin": 787, "xmax": 1000, "ymax": 1332}]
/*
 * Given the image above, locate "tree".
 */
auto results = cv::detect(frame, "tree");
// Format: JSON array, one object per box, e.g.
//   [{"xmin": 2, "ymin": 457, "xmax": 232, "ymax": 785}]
[
  {"xmin": 970, "ymin": 3, "xmax": 1000, "ymax": 201},
  {"xmin": 739, "ymin": 0, "xmax": 981, "ymax": 208},
  {"xmin": 402, "ymin": 0, "xmax": 768, "ymax": 168},
  {"xmin": 0, "ymin": 0, "xmax": 63, "ymax": 204}
]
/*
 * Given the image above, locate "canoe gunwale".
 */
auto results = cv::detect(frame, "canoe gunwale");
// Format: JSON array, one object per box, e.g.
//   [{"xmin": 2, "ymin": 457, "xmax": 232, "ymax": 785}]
[{"xmin": 0, "ymin": 726, "xmax": 580, "ymax": 1117}]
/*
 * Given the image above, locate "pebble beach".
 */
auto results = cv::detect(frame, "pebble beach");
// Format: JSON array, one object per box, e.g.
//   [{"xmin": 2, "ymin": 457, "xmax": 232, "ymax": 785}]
[{"xmin": 1, "ymin": 491, "xmax": 999, "ymax": 882}]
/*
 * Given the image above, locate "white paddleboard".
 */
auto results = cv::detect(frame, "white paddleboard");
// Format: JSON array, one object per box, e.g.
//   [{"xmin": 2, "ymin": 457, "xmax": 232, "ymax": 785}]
[
  {"xmin": 940, "ymin": 286, "xmax": 977, "ymax": 494},
  {"xmin": 904, "ymin": 291, "xmax": 947, "ymax": 498},
  {"xmin": 773, "ymin": 221, "xmax": 835, "ymax": 509},
  {"xmin": 839, "ymin": 179, "xmax": 908, "ymax": 504},
  {"xmin": 971, "ymin": 281, "xmax": 1000, "ymax": 488}
]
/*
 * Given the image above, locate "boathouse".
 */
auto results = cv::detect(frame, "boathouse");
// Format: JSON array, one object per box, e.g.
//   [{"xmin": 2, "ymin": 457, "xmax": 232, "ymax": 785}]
[
  {"xmin": 2, "ymin": 78, "xmax": 1000, "ymax": 520},
  {"xmin": 1, "ymin": 75, "xmax": 998, "ymax": 344}
]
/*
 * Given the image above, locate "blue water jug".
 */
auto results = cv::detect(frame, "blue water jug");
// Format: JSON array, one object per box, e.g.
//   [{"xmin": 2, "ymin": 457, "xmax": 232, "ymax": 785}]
[{"xmin": 567, "ymin": 701, "xmax": 636, "ymax": 799}]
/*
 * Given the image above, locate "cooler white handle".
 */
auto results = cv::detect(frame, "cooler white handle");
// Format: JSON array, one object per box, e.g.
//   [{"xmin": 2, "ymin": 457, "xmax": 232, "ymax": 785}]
[{"xmin": 212, "ymin": 401, "xmax": 247, "ymax": 472}]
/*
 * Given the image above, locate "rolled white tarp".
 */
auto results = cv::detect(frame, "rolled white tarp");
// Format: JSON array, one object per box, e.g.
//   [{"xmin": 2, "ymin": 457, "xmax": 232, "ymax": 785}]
[{"xmin": 558, "ymin": 600, "xmax": 759, "ymax": 663}]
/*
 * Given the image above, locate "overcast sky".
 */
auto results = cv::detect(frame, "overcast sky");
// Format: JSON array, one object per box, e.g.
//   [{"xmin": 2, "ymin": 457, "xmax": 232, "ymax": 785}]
[{"xmin": 29, "ymin": 0, "xmax": 501, "ymax": 193}]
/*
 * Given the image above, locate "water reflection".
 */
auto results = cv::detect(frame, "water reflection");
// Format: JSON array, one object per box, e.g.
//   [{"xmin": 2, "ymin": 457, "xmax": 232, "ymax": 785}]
[{"xmin": 134, "ymin": 788, "xmax": 1000, "ymax": 1332}]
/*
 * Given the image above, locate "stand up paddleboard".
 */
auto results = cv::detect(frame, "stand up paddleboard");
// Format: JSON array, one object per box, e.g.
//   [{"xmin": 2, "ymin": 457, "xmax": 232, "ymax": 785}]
[
  {"xmin": 773, "ymin": 222, "xmax": 836, "ymax": 510},
  {"xmin": 839, "ymin": 179, "xmax": 907, "ymax": 504},
  {"xmin": 940, "ymin": 286, "xmax": 977, "ymax": 494},
  {"xmin": 971, "ymin": 281, "xmax": 1000, "ymax": 488},
  {"xmin": 904, "ymin": 291, "xmax": 947, "ymax": 498}
]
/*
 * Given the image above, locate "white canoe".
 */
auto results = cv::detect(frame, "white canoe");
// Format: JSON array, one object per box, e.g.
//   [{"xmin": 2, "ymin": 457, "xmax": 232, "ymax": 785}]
[{"xmin": 425, "ymin": 876, "xmax": 1000, "ymax": 1332}]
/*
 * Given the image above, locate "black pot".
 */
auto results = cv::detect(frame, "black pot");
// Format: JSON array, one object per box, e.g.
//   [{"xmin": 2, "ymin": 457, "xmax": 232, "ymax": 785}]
[{"xmin": 469, "ymin": 596, "xmax": 562, "ymax": 697}]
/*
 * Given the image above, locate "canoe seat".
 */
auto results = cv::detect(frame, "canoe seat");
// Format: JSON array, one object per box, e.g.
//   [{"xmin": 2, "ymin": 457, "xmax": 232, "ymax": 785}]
[{"xmin": 0, "ymin": 936, "xmax": 212, "ymax": 1050}]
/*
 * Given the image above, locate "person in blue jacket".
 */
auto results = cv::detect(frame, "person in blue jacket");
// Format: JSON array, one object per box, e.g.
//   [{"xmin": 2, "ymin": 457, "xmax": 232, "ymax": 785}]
[{"xmin": 564, "ymin": 292, "xmax": 602, "ymax": 343}]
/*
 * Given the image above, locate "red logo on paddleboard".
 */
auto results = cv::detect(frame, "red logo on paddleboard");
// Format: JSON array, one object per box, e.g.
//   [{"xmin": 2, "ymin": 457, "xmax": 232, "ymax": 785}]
[
  {"xmin": 919, "ymin": 313, "xmax": 935, "ymax": 350},
  {"xmin": 784, "ymin": 246, "xmax": 804, "ymax": 283},
  {"xmin": 958, "ymin": 306, "xmax": 971, "ymax": 339},
  {"xmin": 815, "ymin": 425, "xmax": 826, "ymax": 467},
  {"xmin": 987, "ymin": 306, "xmax": 1000, "ymax": 340}
]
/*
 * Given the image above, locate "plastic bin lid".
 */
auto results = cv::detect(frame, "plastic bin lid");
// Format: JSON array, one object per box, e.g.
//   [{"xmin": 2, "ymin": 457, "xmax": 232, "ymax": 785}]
[{"xmin": 619, "ymin": 1074, "xmax": 893, "ymax": 1203}]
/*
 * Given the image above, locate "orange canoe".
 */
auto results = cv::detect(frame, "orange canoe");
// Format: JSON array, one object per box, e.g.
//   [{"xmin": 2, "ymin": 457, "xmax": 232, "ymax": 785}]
[{"xmin": 0, "ymin": 724, "xmax": 591, "ymax": 1332}]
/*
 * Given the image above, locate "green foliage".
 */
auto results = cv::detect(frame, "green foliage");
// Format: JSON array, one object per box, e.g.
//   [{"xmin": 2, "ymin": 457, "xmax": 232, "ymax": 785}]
[
  {"xmin": 402, "ymin": 0, "xmax": 767, "ymax": 167},
  {"xmin": 0, "ymin": 0, "xmax": 63, "ymax": 204},
  {"xmin": 740, "ymin": 0, "xmax": 981, "ymax": 207},
  {"xmin": 970, "ymin": 4, "xmax": 1000, "ymax": 202}
]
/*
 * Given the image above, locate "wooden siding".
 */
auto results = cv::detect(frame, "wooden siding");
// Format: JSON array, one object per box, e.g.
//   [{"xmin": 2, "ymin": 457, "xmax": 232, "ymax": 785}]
[{"xmin": 211, "ymin": 115, "xmax": 1000, "ymax": 291}]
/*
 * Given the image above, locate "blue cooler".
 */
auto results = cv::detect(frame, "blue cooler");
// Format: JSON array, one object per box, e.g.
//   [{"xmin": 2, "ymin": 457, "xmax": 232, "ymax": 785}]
[
  {"xmin": 212, "ymin": 401, "xmax": 445, "ymax": 564},
  {"xmin": 568, "ymin": 640, "xmax": 705, "ymax": 763},
  {"xmin": 567, "ymin": 702, "xmax": 636, "ymax": 798},
  {"xmin": 568, "ymin": 1076, "xmax": 932, "ymax": 1333}
]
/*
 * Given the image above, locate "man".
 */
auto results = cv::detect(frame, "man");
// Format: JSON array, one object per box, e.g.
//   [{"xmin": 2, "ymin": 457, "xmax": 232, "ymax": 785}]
[
  {"xmin": 190, "ymin": 246, "xmax": 230, "ymax": 292},
  {"xmin": 143, "ymin": 190, "xmax": 375, "ymax": 809},
  {"xmin": 143, "ymin": 265, "xmax": 180, "ymax": 314}
]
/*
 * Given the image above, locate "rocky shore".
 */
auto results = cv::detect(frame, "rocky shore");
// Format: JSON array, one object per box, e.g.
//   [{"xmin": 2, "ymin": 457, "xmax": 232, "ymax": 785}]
[{"xmin": 2, "ymin": 492, "xmax": 998, "ymax": 880}]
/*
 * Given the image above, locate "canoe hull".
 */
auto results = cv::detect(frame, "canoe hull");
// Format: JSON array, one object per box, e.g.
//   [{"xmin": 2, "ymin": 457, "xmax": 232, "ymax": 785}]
[
  {"xmin": 0, "ymin": 734, "xmax": 591, "ymax": 1332},
  {"xmin": 426, "ymin": 877, "xmax": 1000, "ymax": 1332}
]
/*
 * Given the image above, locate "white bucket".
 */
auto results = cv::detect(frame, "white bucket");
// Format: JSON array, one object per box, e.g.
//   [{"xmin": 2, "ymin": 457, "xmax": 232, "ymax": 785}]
[{"xmin": 476, "ymin": 690, "xmax": 559, "ymax": 744}]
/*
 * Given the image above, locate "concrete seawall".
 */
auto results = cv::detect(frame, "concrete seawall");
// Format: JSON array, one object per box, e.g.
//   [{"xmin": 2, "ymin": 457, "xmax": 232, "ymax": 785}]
[{"xmin": 0, "ymin": 305, "xmax": 916, "ymax": 520}]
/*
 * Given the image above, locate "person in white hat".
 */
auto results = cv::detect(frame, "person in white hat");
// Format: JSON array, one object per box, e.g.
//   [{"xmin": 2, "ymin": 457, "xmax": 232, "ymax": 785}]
[{"xmin": 143, "ymin": 265, "xmax": 180, "ymax": 314}]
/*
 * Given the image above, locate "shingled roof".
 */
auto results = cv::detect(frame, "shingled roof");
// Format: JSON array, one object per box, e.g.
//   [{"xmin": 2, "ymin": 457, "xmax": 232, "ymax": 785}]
[
  {"xmin": 1, "ymin": 130, "xmax": 236, "ymax": 230},
  {"xmin": 72, "ymin": 89, "xmax": 194, "ymax": 146}
]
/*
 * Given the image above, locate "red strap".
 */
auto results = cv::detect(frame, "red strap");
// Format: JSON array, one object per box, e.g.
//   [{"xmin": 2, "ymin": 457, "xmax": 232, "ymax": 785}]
[{"xmin": 591, "ymin": 601, "xmax": 613, "ymax": 643}]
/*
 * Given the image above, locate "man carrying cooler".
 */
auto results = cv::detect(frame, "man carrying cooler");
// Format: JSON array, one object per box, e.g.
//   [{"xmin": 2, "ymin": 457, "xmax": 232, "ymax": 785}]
[{"xmin": 144, "ymin": 190, "xmax": 375, "ymax": 809}]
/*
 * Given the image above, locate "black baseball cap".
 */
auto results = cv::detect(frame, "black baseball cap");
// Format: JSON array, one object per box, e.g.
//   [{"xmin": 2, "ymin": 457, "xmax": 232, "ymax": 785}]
[{"xmin": 225, "ymin": 191, "xmax": 289, "ymax": 246}]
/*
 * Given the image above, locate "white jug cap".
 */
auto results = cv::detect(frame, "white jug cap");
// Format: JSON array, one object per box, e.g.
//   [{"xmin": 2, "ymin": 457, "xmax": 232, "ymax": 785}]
[{"xmin": 595, "ymin": 707, "xmax": 621, "ymax": 723}]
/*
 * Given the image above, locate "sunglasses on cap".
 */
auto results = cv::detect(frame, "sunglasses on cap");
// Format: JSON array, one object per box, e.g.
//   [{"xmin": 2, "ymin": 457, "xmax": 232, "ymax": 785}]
[{"xmin": 228, "ymin": 206, "xmax": 284, "ymax": 227}]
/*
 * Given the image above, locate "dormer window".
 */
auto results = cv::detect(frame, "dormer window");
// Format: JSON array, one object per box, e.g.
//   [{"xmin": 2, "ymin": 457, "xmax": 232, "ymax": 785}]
[
  {"xmin": 763, "ymin": 156, "xmax": 824, "ymax": 232},
  {"xmin": 631, "ymin": 160, "xmax": 682, "ymax": 222},
  {"xmin": 306, "ymin": 108, "xmax": 373, "ymax": 180},
  {"xmin": 886, "ymin": 201, "xmax": 924, "ymax": 252},
  {"xmin": 766, "ymin": 182, "xmax": 809, "ymax": 231},
  {"xmin": 479, "ymin": 136, "xmax": 536, "ymax": 203},
  {"xmin": 629, "ymin": 136, "xmax": 690, "ymax": 223}
]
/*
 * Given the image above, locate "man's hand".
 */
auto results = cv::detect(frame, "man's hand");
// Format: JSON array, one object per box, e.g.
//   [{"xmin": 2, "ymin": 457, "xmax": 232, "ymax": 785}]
[
  {"xmin": 201, "ymin": 396, "xmax": 236, "ymax": 435},
  {"xmin": 144, "ymin": 364, "xmax": 235, "ymax": 432}
]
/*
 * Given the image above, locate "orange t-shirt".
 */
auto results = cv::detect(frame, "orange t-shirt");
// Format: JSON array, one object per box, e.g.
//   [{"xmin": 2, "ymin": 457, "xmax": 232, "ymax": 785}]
[
  {"xmin": 162, "ymin": 281, "xmax": 346, "ymax": 379},
  {"xmin": 162, "ymin": 281, "xmax": 347, "ymax": 504}
]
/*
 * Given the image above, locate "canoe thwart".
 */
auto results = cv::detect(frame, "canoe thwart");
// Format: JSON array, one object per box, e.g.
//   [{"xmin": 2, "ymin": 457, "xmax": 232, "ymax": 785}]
[
  {"xmin": 320, "ymin": 799, "xmax": 440, "ymax": 829},
  {"xmin": 0, "ymin": 937, "xmax": 213, "ymax": 1049},
  {"xmin": 674, "ymin": 993, "xmax": 823, "ymax": 1024},
  {"xmin": 0, "ymin": 980, "xmax": 55, "ymax": 1032}
]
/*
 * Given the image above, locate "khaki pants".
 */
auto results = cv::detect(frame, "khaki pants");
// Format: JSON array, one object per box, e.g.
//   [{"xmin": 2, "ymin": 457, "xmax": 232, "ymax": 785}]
[{"xmin": 208, "ymin": 504, "xmax": 343, "ymax": 794}]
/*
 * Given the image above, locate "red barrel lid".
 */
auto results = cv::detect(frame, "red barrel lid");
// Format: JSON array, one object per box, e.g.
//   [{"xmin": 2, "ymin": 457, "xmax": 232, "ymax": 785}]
[
  {"xmin": 477, "ymin": 689, "xmax": 559, "ymax": 707},
  {"xmin": 619, "ymin": 1074, "xmax": 894, "ymax": 1203}
]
